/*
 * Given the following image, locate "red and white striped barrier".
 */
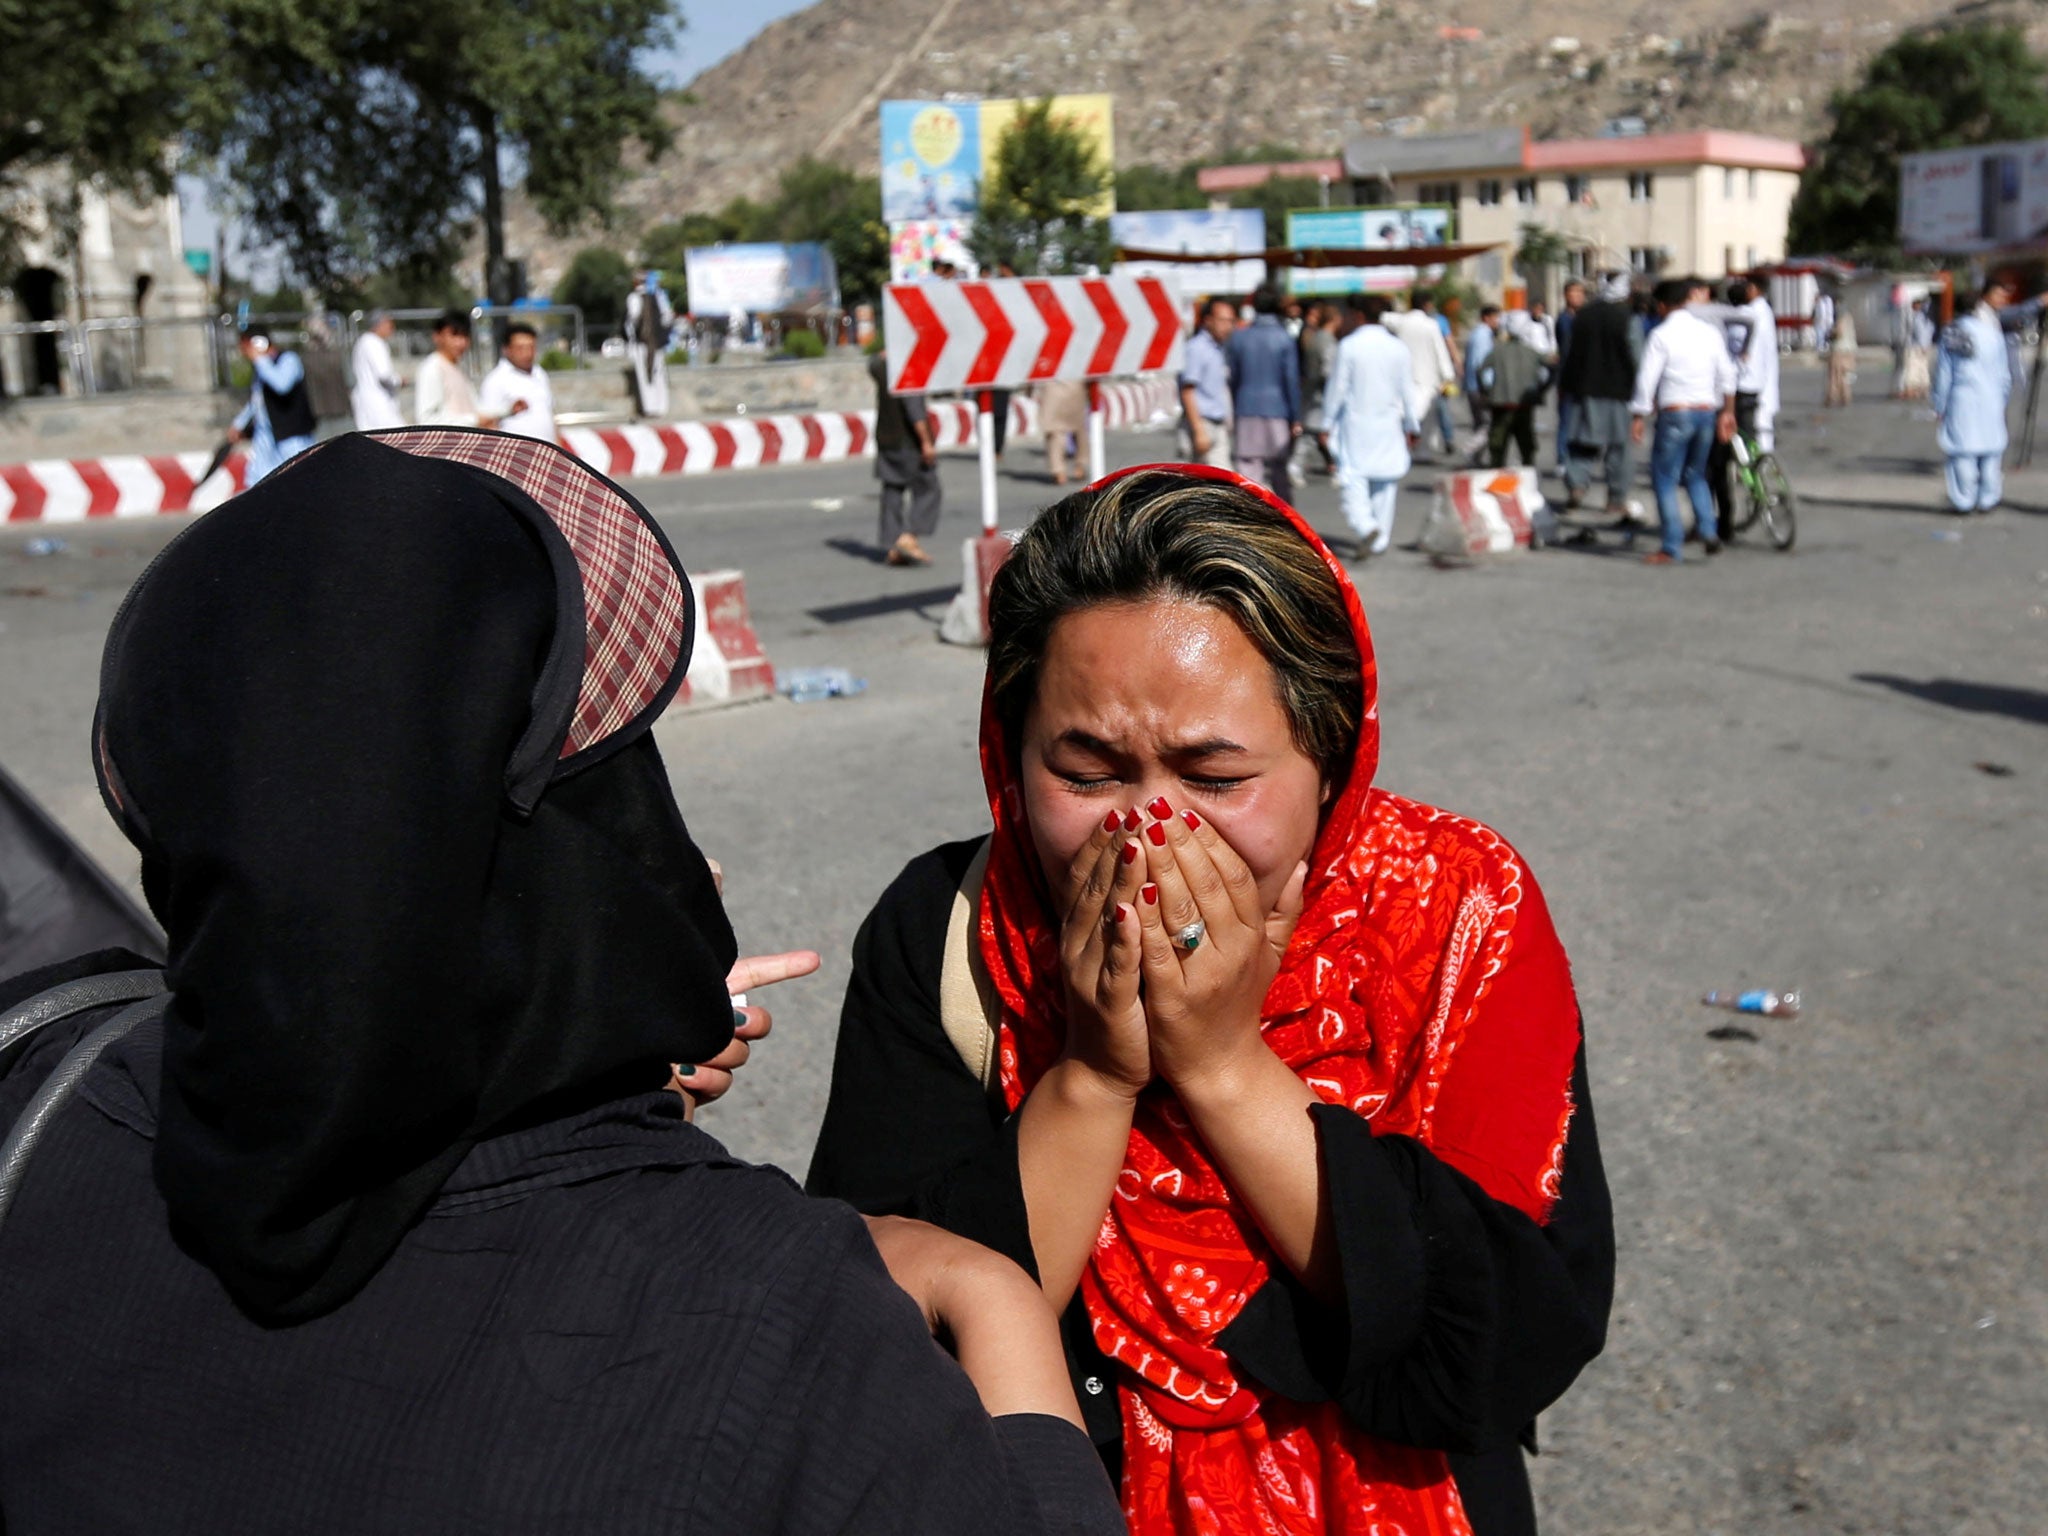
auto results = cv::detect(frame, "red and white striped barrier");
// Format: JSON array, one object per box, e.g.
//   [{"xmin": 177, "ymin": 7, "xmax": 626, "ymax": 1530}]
[
  {"xmin": 677, "ymin": 568, "xmax": 776, "ymax": 708},
  {"xmin": 0, "ymin": 378, "xmax": 1180, "ymax": 525},
  {"xmin": 1421, "ymin": 467, "xmax": 1551, "ymax": 561}
]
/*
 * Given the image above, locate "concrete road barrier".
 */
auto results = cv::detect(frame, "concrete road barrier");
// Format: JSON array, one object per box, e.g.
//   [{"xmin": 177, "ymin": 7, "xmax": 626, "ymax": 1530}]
[{"xmin": 1421, "ymin": 466, "xmax": 1554, "ymax": 561}]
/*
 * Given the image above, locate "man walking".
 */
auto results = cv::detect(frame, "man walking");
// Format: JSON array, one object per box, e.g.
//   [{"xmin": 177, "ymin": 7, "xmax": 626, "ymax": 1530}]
[
  {"xmin": 1709, "ymin": 278, "xmax": 1781, "ymax": 530},
  {"xmin": 1559, "ymin": 271, "xmax": 1641, "ymax": 519},
  {"xmin": 1385, "ymin": 295, "xmax": 1457, "ymax": 454},
  {"xmin": 414, "ymin": 311, "xmax": 499, "ymax": 429},
  {"xmin": 1323, "ymin": 294, "xmax": 1417, "ymax": 560},
  {"xmin": 1554, "ymin": 280, "xmax": 1586, "ymax": 471},
  {"xmin": 868, "ymin": 350, "xmax": 941, "ymax": 564},
  {"xmin": 1177, "ymin": 296, "xmax": 1236, "ymax": 468},
  {"xmin": 1932, "ymin": 278, "xmax": 2017, "ymax": 516},
  {"xmin": 1296, "ymin": 300, "xmax": 1340, "ymax": 477},
  {"xmin": 1478, "ymin": 320, "xmax": 1550, "ymax": 468},
  {"xmin": 478, "ymin": 322, "xmax": 558, "ymax": 442},
  {"xmin": 1631, "ymin": 277, "xmax": 1736, "ymax": 564},
  {"xmin": 228, "ymin": 328, "xmax": 316, "ymax": 485},
  {"xmin": 348, "ymin": 311, "xmax": 404, "ymax": 431},
  {"xmin": 1463, "ymin": 304, "xmax": 1500, "ymax": 453},
  {"xmin": 626, "ymin": 271, "xmax": 674, "ymax": 418},
  {"xmin": 1226, "ymin": 284, "xmax": 1302, "ymax": 496}
]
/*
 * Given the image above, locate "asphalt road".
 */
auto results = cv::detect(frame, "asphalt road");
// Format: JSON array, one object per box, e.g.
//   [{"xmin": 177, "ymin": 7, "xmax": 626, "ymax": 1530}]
[{"xmin": 3, "ymin": 368, "xmax": 2044, "ymax": 1533}]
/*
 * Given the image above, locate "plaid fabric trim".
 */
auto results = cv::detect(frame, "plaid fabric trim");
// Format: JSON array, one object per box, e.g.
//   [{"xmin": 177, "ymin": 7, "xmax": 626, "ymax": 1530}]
[{"xmin": 362, "ymin": 430, "xmax": 689, "ymax": 758}]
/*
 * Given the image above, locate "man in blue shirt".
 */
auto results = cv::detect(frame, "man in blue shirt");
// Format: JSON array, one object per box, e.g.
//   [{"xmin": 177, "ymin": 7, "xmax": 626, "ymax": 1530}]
[
  {"xmin": 229, "ymin": 329, "xmax": 317, "ymax": 485},
  {"xmin": 1225, "ymin": 284, "xmax": 1301, "ymax": 498},
  {"xmin": 1177, "ymin": 297, "xmax": 1236, "ymax": 467}
]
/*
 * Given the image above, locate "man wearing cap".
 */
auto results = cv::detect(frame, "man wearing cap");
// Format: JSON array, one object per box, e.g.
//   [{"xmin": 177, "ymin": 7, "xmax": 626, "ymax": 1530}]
[
  {"xmin": 228, "ymin": 328, "xmax": 317, "ymax": 485},
  {"xmin": 349, "ymin": 312, "xmax": 405, "ymax": 431}
]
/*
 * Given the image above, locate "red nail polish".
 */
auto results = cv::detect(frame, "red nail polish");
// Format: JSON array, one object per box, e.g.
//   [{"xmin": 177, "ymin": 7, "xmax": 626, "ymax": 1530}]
[
  {"xmin": 1147, "ymin": 795, "xmax": 1172, "ymax": 820},
  {"xmin": 1122, "ymin": 808, "xmax": 1142, "ymax": 831},
  {"xmin": 1145, "ymin": 821, "xmax": 1166, "ymax": 846},
  {"xmin": 1103, "ymin": 809, "xmax": 1123, "ymax": 833},
  {"xmin": 1141, "ymin": 883, "xmax": 1159, "ymax": 906},
  {"xmin": 1182, "ymin": 809, "xmax": 1201, "ymax": 830},
  {"xmin": 1120, "ymin": 840, "xmax": 1139, "ymax": 865},
  {"xmin": 1113, "ymin": 903, "xmax": 1129, "ymax": 923}
]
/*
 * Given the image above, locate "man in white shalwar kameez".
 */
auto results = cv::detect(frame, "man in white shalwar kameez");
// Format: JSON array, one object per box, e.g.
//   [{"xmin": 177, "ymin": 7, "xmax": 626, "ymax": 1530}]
[
  {"xmin": 1324, "ymin": 295, "xmax": 1419, "ymax": 560},
  {"xmin": 625, "ymin": 272, "xmax": 674, "ymax": 418},
  {"xmin": 348, "ymin": 312, "xmax": 405, "ymax": 430}
]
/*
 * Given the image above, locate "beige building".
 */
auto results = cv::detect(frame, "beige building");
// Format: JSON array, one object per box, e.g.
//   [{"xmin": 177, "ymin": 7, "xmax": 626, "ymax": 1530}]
[
  {"xmin": 2, "ymin": 171, "xmax": 216, "ymax": 398},
  {"xmin": 1197, "ymin": 127, "xmax": 1806, "ymax": 303},
  {"xmin": 1347, "ymin": 126, "xmax": 1806, "ymax": 300}
]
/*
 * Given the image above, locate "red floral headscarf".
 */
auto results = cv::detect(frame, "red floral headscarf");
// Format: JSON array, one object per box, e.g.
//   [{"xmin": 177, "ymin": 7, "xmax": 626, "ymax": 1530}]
[{"xmin": 977, "ymin": 464, "xmax": 1581, "ymax": 1534}]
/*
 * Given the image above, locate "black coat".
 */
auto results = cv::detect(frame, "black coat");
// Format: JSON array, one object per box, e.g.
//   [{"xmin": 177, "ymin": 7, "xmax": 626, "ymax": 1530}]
[
  {"xmin": 0, "ymin": 955, "xmax": 1121, "ymax": 1536},
  {"xmin": 807, "ymin": 840, "xmax": 1617, "ymax": 1536}
]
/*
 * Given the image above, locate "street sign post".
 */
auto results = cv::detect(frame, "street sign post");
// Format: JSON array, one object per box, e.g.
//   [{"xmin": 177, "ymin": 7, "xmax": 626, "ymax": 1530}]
[
  {"xmin": 882, "ymin": 273, "xmax": 1183, "ymax": 527},
  {"xmin": 882, "ymin": 273, "xmax": 1182, "ymax": 644}
]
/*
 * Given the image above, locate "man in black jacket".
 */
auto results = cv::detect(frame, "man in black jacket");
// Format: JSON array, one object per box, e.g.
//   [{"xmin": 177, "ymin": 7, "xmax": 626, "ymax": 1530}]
[{"xmin": 1557, "ymin": 271, "xmax": 1642, "ymax": 516}]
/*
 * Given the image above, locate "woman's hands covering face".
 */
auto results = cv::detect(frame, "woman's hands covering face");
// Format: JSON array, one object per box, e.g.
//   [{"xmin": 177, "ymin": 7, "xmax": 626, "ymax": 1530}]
[
  {"xmin": 1054, "ymin": 807, "xmax": 1155, "ymax": 1099},
  {"xmin": 1128, "ymin": 797, "xmax": 1307, "ymax": 1093}
]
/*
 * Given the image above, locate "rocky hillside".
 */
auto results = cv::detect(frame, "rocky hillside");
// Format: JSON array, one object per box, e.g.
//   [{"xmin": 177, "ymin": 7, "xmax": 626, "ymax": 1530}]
[{"xmin": 506, "ymin": 0, "xmax": 2048, "ymax": 285}]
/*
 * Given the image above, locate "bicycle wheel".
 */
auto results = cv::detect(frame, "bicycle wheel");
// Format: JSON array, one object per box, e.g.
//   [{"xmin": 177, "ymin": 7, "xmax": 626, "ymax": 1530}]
[
  {"xmin": 1725, "ymin": 465, "xmax": 1763, "ymax": 537},
  {"xmin": 1757, "ymin": 455, "xmax": 1797, "ymax": 550}
]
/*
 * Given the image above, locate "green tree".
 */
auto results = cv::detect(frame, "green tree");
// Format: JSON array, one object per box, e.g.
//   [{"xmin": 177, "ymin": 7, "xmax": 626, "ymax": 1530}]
[
  {"xmin": 969, "ymin": 98, "xmax": 1114, "ymax": 275},
  {"xmin": 198, "ymin": 0, "xmax": 679, "ymax": 303},
  {"xmin": 1114, "ymin": 163, "xmax": 1206, "ymax": 211},
  {"xmin": 553, "ymin": 246, "xmax": 632, "ymax": 334},
  {"xmin": 1789, "ymin": 22, "xmax": 2048, "ymax": 258},
  {"xmin": 641, "ymin": 211, "xmax": 744, "ymax": 278},
  {"xmin": 744, "ymin": 157, "xmax": 889, "ymax": 305},
  {"xmin": 0, "ymin": 0, "xmax": 227, "ymax": 273}
]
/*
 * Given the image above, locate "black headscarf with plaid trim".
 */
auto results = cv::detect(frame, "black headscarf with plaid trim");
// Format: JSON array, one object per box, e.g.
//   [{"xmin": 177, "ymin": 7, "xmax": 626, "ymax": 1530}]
[{"xmin": 93, "ymin": 431, "xmax": 737, "ymax": 1325}]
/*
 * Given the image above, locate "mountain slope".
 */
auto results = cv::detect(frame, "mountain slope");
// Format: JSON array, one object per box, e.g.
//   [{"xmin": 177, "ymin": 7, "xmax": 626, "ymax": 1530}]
[{"xmin": 507, "ymin": 0, "xmax": 2048, "ymax": 283}]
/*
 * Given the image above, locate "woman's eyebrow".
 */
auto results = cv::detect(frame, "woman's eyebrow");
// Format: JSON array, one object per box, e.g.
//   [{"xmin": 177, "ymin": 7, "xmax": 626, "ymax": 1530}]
[{"xmin": 1167, "ymin": 737, "xmax": 1249, "ymax": 758}]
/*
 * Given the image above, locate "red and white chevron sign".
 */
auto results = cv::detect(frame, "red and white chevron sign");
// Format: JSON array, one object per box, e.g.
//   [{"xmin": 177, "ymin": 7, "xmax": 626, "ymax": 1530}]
[{"xmin": 883, "ymin": 274, "xmax": 1183, "ymax": 395}]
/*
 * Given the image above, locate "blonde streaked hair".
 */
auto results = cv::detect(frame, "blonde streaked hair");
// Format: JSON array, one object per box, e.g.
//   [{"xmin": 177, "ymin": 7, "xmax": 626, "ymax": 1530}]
[{"xmin": 986, "ymin": 469, "xmax": 1364, "ymax": 784}]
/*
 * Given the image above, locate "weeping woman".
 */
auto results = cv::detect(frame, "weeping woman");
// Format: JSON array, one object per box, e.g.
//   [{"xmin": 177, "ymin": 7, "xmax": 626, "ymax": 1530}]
[{"xmin": 810, "ymin": 464, "xmax": 1615, "ymax": 1535}]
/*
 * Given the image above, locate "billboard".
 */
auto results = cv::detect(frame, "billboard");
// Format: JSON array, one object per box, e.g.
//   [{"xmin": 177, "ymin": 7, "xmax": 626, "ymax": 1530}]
[
  {"xmin": 1900, "ymin": 140, "xmax": 2048, "ymax": 255},
  {"xmin": 1111, "ymin": 208, "xmax": 1266, "ymax": 294},
  {"xmin": 683, "ymin": 242, "xmax": 840, "ymax": 316},
  {"xmin": 881, "ymin": 95, "xmax": 1115, "ymax": 224},
  {"xmin": 1284, "ymin": 205, "xmax": 1455, "ymax": 295},
  {"xmin": 881, "ymin": 101, "xmax": 983, "ymax": 223},
  {"xmin": 888, "ymin": 219, "xmax": 975, "ymax": 282}
]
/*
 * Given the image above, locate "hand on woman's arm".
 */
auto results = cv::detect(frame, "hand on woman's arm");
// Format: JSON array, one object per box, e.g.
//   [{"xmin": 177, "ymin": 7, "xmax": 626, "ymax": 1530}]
[
  {"xmin": 865, "ymin": 1215, "xmax": 1084, "ymax": 1427},
  {"xmin": 1017, "ymin": 810, "xmax": 1153, "ymax": 1309},
  {"xmin": 1130, "ymin": 802, "xmax": 1340, "ymax": 1304}
]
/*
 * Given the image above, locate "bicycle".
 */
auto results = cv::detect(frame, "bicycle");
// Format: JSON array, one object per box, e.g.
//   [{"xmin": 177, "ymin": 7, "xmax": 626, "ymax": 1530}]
[{"xmin": 1722, "ymin": 429, "xmax": 1797, "ymax": 550}]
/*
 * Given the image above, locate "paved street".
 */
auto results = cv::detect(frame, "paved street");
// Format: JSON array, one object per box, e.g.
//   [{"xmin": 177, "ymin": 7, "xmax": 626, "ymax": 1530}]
[{"xmin": 4, "ymin": 367, "xmax": 2045, "ymax": 1533}]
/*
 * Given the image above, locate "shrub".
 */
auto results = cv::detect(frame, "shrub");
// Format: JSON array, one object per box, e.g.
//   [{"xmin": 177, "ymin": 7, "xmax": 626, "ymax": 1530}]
[
  {"xmin": 538, "ymin": 349, "xmax": 578, "ymax": 372},
  {"xmin": 780, "ymin": 327, "xmax": 826, "ymax": 359}
]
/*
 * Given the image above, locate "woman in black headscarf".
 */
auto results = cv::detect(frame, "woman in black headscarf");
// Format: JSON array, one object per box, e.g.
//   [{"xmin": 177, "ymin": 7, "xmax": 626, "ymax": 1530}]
[{"xmin": 0, "ymin": 430, "xmax": 1118, "ymax": 1535}]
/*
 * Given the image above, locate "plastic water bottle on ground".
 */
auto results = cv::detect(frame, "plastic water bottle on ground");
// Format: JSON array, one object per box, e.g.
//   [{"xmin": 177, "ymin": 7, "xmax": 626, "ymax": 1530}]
[
  {"xmin": 1701, "ymin": 988, "xmax": 1802, "ymax": 1019},
  {"xmin": 780, "ymin": 666, "xmax": 867, "ymax": 703}
]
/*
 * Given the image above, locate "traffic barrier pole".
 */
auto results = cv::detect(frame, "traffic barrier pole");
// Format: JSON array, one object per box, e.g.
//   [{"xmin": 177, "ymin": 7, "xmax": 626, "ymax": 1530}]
[
  {"xmin": 976, "ymin": 388, "xmax": 999, "ymax": 533},
  {"xmin": 1086, "ymin": 381, "xmax": 1107, "ymax": 483}
]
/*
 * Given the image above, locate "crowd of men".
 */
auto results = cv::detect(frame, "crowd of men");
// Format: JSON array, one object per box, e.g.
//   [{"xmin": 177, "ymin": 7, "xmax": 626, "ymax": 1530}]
[
  {"xmin": 1175, "ymin": 272, "xmax": 1787, "ymax": 565},
  {"xmin": 227, "ymin": 311, "xmax": 562, "ymax": 486}
]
